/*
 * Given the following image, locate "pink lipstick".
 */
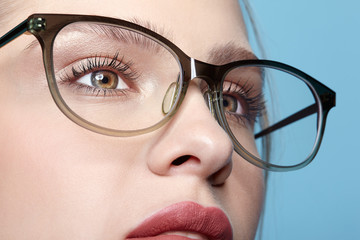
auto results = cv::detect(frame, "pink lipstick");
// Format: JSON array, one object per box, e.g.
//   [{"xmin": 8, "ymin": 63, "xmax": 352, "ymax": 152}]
[{"xmin": 126, "ymin": 201, "xmax": 232, "ymax": 240}]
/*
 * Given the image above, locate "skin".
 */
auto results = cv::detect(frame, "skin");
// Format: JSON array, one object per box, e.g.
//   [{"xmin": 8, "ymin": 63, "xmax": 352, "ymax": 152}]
[{"xmin": 0, "ymin": 0, "xmax": 264, "ymax": 239}]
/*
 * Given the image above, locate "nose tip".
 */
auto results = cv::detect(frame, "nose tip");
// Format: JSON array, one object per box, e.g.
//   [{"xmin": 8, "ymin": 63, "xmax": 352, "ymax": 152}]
[{"xmin": 145, "ymin": 81, "xmax": 234, "ymax": 185}]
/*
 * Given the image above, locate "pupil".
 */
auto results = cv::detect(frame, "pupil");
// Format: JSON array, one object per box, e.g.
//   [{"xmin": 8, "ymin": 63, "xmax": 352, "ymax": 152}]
[
  {"xmin": 101, "ymin": 77, "xmax": 109, "ymax": 84},
  {"xmin": 223, "ymin": 99, "xmax": 229, "ymax": 107}
]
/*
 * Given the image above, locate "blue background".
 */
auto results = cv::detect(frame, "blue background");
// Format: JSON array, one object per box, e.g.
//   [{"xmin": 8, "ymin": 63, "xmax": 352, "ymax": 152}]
[{"xmin": 243, "ymin": 1, "xmax": 360, "ymax": 239}]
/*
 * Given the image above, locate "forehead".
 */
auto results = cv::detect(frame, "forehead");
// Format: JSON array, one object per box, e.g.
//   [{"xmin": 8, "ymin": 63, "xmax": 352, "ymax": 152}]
[{"xmin": 5, "ymin": 0, "xmax": 251, "ymax": 62}]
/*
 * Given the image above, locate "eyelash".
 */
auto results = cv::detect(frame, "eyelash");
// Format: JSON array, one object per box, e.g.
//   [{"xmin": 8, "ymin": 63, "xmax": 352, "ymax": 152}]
[
  {"xmin": 223, "ymin": 79, "xmax": 265, "ymax": 124},
  {"xmin": 59, "ymin": 52, "xmax": 139, "ymax": 96}
]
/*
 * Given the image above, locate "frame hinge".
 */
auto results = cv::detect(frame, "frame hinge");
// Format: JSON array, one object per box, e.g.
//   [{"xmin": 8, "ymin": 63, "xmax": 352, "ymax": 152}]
[
  {"xmin": 320, "ymin": 92, "xmax": 336, "ymax": 110},
  {"xmin": 28, "ymin": 17, "xmax": 46, "ymax": 32}
]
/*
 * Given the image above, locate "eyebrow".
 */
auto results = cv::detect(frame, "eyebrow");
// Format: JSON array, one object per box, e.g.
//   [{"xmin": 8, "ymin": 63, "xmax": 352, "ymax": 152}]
[
  {"xmin": 83, "ymin": 22, "xmax": 167, "ymax": 53},
  {"xmin": 0, "ymin": 1, "xmax": 20, "ymax": 26},
  {"xmin": 207, "ymin": 42, "xmax": 258, "ymax": 65},
  {"xmin": 24, "ymin": 18, "xmax": 256, "ymax": 65},
  {"xmin": 131, "ymin": 17, "xmax": 173, "ymax": 41},
  {"xmin": 24, "ymin": 17, "xmax": 173, "ymax": 52}
]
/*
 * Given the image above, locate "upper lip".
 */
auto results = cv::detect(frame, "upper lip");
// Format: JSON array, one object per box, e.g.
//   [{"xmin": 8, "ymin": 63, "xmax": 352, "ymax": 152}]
[{"xmin": 126, "ymin": 201, "xmax": 233, "ymax": 240}]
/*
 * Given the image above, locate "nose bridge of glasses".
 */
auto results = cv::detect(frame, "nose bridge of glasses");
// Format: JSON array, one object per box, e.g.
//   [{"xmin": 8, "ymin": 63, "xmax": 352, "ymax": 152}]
[
  {"xmin": 190, "ymin": 58, "xmax": 220, "ymax": 86},
  {"xmin": 188, "ymin": 58, "xmax": 224, "ymax": 118}
]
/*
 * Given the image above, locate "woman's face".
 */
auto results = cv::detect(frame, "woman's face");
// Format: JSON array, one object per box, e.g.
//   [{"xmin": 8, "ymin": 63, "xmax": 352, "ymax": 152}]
[{"xmin": 0, "ymin": 0, "xmax": 264, "ymax": 239}]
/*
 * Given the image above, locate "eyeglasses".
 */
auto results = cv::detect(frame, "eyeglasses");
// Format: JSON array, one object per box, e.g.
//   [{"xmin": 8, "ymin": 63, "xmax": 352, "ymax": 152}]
[{"xmin": 0, "ymin": 14, "xmax": 336, "ymax": 171}]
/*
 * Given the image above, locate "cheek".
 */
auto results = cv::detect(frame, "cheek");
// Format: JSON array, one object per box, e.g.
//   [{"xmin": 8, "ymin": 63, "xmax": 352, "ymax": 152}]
[
  {"xmin": 0, "ymin": 91, "xmax": 142, "ymax": 238},
  {"xmin": 217, "ymin": 155, "xmax": 265, "ymax": 240},
  {"xmin": 0, "ymin": 43, "xmax": 152, "ymax": 238}
]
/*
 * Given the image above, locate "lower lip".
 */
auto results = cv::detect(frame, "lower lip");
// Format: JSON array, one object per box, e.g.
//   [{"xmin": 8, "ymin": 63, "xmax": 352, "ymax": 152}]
[{"xmin": 126, "ymin": 236, "xmax": 199, "ymax": 240}]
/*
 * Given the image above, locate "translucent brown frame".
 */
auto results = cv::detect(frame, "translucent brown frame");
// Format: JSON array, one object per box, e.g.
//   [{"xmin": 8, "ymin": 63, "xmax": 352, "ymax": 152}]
[{"xmin": 0, "ymin": 14, "xmax": 336, "ymax": 171}]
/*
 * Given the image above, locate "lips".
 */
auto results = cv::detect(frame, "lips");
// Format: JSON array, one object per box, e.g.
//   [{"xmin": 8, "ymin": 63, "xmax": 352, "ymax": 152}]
[{"xmin": 126, "ymin": 201, "xmax": 233, "ymax": 240}]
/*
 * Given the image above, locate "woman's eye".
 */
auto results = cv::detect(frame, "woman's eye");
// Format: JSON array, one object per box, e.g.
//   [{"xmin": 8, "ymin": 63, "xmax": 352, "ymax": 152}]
[
  {"xmin": 223, "ymin": 94, "xmax": 247, "ymax": 115},
  {"xmin": 77, "ymin": 70, "xmax": 129, "ymax": 90}
]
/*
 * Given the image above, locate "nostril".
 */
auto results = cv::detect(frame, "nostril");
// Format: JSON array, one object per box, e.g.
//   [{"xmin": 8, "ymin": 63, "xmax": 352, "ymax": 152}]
[{"xmin": 171, "ymin": 155, "xmax": 191, "ymax": 166}]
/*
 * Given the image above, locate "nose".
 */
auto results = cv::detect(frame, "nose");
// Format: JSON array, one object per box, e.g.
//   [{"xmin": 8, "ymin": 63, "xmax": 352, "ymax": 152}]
[{"xmin": 145, "ymin": 80, "xmax": 234, "ymax": 186}]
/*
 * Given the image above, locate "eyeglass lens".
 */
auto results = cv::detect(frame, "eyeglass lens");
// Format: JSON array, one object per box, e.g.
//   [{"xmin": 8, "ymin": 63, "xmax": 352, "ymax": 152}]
[
  {"xmin": 225, "ymin": 66, "xmax": 320, "ymax": 167},
  {"xmin": 53, "ymin": 22, "xmax": 183, "ymax": 131}
]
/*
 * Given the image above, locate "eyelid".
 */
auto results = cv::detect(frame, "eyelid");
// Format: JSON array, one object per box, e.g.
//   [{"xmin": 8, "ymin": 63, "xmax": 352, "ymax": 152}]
[{"xmin": 58, "ymin": 52, "xmax": 138, "ymax": 83}]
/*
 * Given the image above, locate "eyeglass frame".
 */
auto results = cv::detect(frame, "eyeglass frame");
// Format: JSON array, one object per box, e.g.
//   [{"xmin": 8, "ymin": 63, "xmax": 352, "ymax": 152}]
[{"xmin": 0, "ymin": 14, "xmax": 336, "ymax": 171}]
